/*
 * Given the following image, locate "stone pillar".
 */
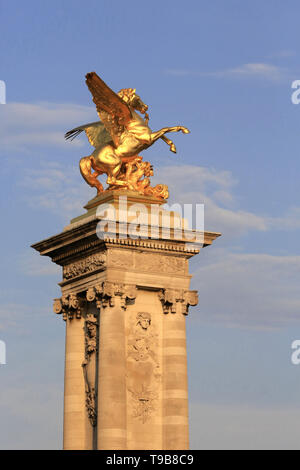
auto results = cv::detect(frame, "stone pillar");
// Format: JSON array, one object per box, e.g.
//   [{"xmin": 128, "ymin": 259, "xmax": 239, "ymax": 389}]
[
  {"xmin": 125, "ymin": 288, "xmax": 164, "ymax": 450},
  {"xmin": 159, "ymin": 290, "xmax": 198, "ymax": 449},
  {"xmin": 33, "ymin": 190, "xmax": 221, "ymax": 450},
  {"xmin": 96, "ymin": 283, "xmax": 128, "ymax": 450},
  {"xmin": 163, "ymin": 311, "xmax": 189, "ymax": 449},
  {"xmin": 54, "ymin": 294, "xmax": 94, "ymax": 450}
]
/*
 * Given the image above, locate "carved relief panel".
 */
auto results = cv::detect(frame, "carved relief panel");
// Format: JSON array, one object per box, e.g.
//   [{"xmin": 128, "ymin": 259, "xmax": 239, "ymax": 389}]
[
  {"xmin": 126, "ymin": 312, "xmax": 161, "ymax": 423},
  {"xmin": 63, "ymin": 252, "xmax": 106, "ymax": 280}
]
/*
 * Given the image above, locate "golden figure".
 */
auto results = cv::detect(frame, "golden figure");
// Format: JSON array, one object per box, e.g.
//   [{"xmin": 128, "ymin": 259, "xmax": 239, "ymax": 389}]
[{"xmin": 65, "ymin": 72, "xmax": 190, "ymax": 200}]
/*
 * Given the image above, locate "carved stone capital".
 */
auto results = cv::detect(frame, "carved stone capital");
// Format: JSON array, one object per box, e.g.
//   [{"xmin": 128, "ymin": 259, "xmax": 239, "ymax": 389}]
[
  {"xmin": 184, "ymin": 290, "xmax": 198, "ymax": 311},
  {"xmin": 53, "ymin": 293, "xmax": 82, "ymax": 321},
  {"xmin": 159, "ymin": 288, "xmax": 198, "ymax": 315},
  {"xmin": 85, "ymin": 282, "xmax": 137, "ymax": 310}
]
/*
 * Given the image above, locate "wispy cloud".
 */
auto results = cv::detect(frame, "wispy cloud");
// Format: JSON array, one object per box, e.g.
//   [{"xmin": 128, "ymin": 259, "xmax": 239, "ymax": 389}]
[
  {"xmin": 154, "ymin": 165, "xmax": 268, "ymax": 237},
  {"xmin": 165, "ymin": 63, "xmax": 288, "ymax": 82},
  {"xmin": 20, "ymin": 162, "xmax": 300, "ymax": 236},
  {"xmin": 190, "ymin": 403, "xmax": 300, "ymax": 450},
  {"xmin": 0, "ymin": 382, "xmax": 63, "ymax": 449},
  {"xmin": 18, "ymin": 250, "xmax": 60, "ymax": 277},
  {"xmin": 268, "ymin": 207, "xmax": 300, "ymax": 230},
  {"xmin": 192, "ymin": 249, "xmax": 300, "ymax": 329},
  {"xmin": 268, "ymin": 50, "xmax": 296, "ymax": 59},
  {"xmin": 18, "ymin": 162, "xmax": 92, "ymax": 219},
  {"xmin": 18, "ymin": 162, "xmax": 300, "ymax": 330},
  {"xmin": 0, "ymin": 302, "xmax": 50, "ymax": 332},
  {"xmin": 0, "ymin": 102, "xmax": 97, "ymax": 150},
  {"xmin": 154, "ymin": 164, "xmax": 300, "ymax": 237}
]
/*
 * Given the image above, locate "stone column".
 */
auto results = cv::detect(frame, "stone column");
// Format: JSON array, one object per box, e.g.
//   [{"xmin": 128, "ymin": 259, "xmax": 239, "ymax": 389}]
[
  {"xmin": 125, "ymin": 288, "xmax": 164, "ymax": 450},
  {"xmin": 54, "ymin": 294, "xmax": 94, "ymax": 450},
  {"xmin": 97, "ymin": 295, "xmax": 127, "ymax": 449},
  {"xmin": 85, "ymin": 282, "xmax": 137, "ymax": 450},
  {"xmin": 159, "ymin": 289, "xmax": 198, "ymax": 449}
]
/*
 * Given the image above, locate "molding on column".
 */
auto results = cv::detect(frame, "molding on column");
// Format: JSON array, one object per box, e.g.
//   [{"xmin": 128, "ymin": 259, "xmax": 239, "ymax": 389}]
[
  {"xmin": 158, "ymin": 288, "xmax": 198, "ymax": 315},
  {"xmin": 53, "ymin": 293, "xmax": 82, "ymax": 320}
]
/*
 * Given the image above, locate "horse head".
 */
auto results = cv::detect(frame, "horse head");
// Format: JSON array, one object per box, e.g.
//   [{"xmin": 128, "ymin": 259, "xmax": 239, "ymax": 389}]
[{"xmin": 118, "ymin": 88, "xmax": 149, "ymax": 118}]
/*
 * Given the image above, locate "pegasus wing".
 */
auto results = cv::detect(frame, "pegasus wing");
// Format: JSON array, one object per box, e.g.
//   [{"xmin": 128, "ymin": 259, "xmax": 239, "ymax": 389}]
[
  {"xmin": 85, "ymin": 72, "xmax": 131, "ymax": 146},
  {"xmin": 65, "ymin": 121, "xmax": 113, "ymax": 148}
]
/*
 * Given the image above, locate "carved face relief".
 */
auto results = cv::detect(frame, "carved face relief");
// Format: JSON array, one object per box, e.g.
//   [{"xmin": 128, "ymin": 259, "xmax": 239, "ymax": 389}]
[{"xmin": 136, "ymin": 312, "xmax": 151, "ymax": 331}]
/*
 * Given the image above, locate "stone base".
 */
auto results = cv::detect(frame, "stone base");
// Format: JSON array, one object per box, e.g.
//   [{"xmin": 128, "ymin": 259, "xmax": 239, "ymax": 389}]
[{"xmin": 32, "ymin": 192, "xmax": 220, "ymax": 449}]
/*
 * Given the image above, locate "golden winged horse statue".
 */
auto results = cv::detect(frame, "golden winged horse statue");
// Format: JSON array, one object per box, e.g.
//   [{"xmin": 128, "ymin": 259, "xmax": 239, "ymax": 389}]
[{"xmin": 65, "ymin": 72, "xmax": 190, "ymax": 200}]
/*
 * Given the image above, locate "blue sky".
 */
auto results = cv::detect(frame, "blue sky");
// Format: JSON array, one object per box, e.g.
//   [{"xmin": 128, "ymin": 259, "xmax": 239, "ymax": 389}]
[{"xmin": 1, "ymin": 0, "xmax": 300, "ymax": 449}]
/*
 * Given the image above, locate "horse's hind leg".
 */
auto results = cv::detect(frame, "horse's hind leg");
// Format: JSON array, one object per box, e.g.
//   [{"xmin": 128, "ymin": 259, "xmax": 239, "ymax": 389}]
[{"xmin": 79, "ymin": 156, "xmax": 104, "ymax": 194}]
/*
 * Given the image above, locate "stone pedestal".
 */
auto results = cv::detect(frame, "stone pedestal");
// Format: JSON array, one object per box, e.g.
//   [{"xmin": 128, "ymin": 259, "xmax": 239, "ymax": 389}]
[{"xmin": 32, "ymin": 191, "xmax": 220, "ymax": 450}]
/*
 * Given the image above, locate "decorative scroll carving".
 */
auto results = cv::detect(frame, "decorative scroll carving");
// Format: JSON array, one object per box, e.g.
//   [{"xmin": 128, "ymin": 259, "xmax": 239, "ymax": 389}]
[
  {"xmin": 127, "ymin": 312, "xmax": 161, "ymax": 423},
  {"xmin": 63, "ymin": 252, "xmax": 105, "ymax": 280},
  {"xmin": 53, "ymin": 293, "xmax": 81, "ymax": 320},
  {"xmin": 86, "ymin": 282, "xmax": 137, "ymax": 310},
  {"xmin": 159, "ymin": 289, "xmax": 198, "ymax": 315},
  {"xmin": 82, "ymin": 313, "xmax": 98, "ymax": 427}
]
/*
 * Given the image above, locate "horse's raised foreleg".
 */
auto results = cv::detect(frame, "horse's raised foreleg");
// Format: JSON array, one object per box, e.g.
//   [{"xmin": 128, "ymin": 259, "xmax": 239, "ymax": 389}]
[
  {"xmin": 161, "ymin": 135, "xmax": 177, "ymax": 153},
  {"xmin": 150, "ymin": 126, "xmax": 190, "ymax": 146}
]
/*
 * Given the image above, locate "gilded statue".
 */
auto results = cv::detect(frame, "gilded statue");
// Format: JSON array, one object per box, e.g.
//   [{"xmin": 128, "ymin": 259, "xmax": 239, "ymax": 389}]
[{"xmin": 65, "ymin": 72, "xmax": 190, "ymax": 200}]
